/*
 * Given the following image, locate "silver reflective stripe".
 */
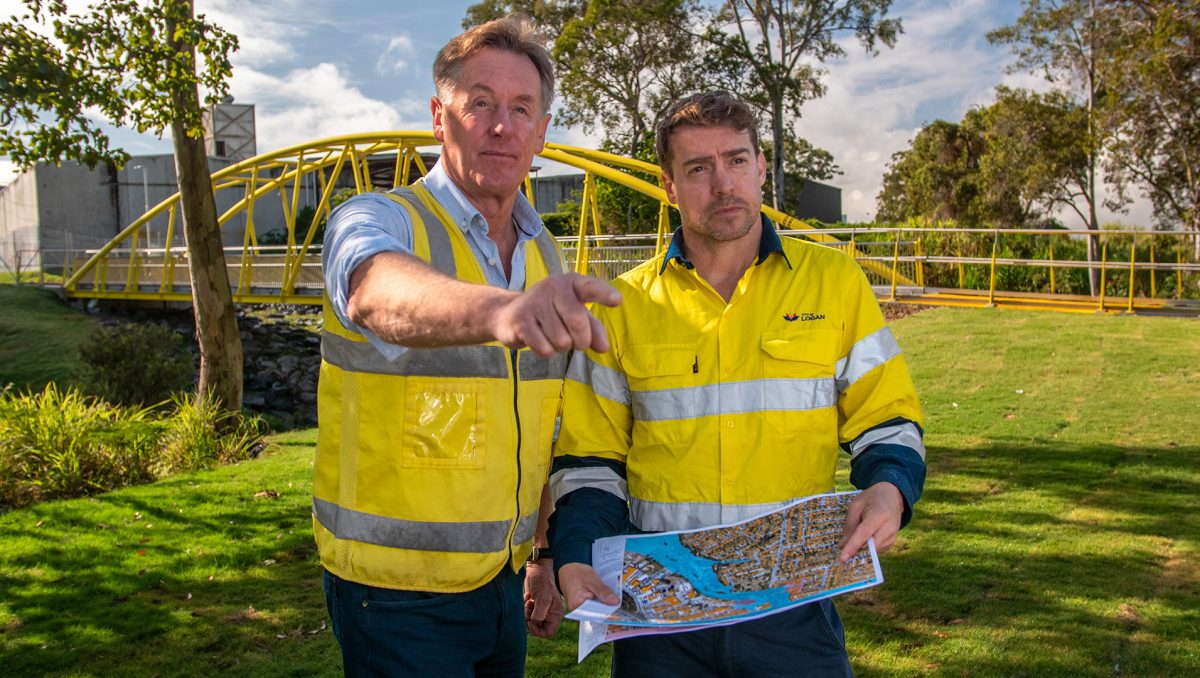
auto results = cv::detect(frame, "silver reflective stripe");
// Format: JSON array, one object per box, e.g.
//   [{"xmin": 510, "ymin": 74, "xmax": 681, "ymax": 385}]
[
  {"xmin": 549, "ymin": 465, "xmax": 629, "ymax": 504},
  {"xmin": 314, "ymin": 496, "xmax": 512, "ymax": 553},
  {"xmin": 567, "ymin": 352, "xmax": 631, "ymax": 405},
  {"xmin": 322, "ymin": 332, "xmax": 509, "ymax": 378},
  {"xmin": 632, "ymin": 378, "xmax": 836, "ymax": 422},
  {"xmin": 388, "ymin": 186, "xmax": 456, "ymax": 276},
  {"xmin": 519, "ymin": 351, "xmax": 568, "ymax": 381},
  {"xmin": 848, "ymin": 421, "xmax": 926, "ymax": 460},
  {"xmin": 513, "ymin": 511, "xmax": 539, "ymax": 545},
  {"xmin": 835, "ymin": 327, "xmax": 900, "ymax": 392},
  {"xmin": 532, "ymin": 229, "xmax": 565, "ymax": 276},
  {"xmin": 629, "ymin": 496, "xmax": 805, "ymax": 532}
]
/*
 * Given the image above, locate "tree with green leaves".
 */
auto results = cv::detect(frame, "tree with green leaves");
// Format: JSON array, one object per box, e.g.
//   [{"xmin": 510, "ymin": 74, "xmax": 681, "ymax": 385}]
[
  {"xmin": 988, "ymin": 0, "xmax": 1123, "ymax": 294},
  {"xmin": 703, "ymin": 0, "xmax": 901, "ymax": 212},
  {"xmin": 0, "ymin": 0, "xmax": 244, "ymax": 413},
  {"xmin": 1098, "ymin": 1, "xmax": 1200, "ymax": 256},
  {"xmin": 876, "ymin": 119, "xmax": 987, "ymax": 225}
]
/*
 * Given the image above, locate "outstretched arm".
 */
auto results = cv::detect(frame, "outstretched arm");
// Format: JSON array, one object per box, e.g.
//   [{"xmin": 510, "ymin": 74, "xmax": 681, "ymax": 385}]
[{"xmin": 348, "ymin": 251, "xmax": 621, "ymax": 356}]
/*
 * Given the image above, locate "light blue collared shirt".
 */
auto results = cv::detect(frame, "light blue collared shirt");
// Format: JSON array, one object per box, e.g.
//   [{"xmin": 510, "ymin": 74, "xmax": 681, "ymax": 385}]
[{"xmin": 322, "ymin": 160, "xmax": 547, "ymax": 360}]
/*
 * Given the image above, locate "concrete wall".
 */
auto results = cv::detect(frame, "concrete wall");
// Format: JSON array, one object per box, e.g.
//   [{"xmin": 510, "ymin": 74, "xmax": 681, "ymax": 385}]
[
  {"xmin": 0, "ymin": 170, "xmax": 41, "ymax": 272},
  {"xmin": 36, "ymin": 161, "xmax": 121, "ymax": 270}
]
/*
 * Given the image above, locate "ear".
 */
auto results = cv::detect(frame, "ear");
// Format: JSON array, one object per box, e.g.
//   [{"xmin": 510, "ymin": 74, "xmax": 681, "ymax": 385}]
[
  {"xmin": 756, "ymin": 151, "xmax": 767, "ymax": 185},
  {"xmin": 662, "ymin": 170, "xmax": 678, "ymax": 205},
  {"xmin": 431, "ymin": 96, "xmax": 445, "ymax": 143}
]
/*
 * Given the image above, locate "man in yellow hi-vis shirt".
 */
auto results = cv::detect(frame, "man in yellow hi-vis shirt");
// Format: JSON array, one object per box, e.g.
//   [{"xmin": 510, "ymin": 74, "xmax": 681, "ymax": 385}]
[{"xmin": 550, "ymin": 91, "xmax": 926, "ymax": 676}]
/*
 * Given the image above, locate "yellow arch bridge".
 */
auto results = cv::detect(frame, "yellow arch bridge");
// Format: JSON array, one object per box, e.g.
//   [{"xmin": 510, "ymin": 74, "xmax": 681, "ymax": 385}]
[{"xmin": 61, "ymin": 132, "xmax": 1200, "ymax": 317}]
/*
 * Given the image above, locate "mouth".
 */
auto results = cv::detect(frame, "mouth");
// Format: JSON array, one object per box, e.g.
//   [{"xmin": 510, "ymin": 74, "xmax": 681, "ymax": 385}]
[{"xmin": 480, "ymin": 151, "xmax": 518, "ymax": 161}]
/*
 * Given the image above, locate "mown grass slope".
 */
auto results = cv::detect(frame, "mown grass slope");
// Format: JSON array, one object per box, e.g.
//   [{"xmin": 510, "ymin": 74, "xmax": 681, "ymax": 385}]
[{"xmin": 1, "ymin": 307, "xmax": 1196, "ymax": 676}]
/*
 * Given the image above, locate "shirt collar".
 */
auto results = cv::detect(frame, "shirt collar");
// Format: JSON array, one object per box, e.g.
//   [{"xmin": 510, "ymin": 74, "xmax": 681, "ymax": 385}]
[
  {"xmin": 422, "ymin": 160, "xmax": 543, "ymax": 238},
  {"xmin": 658, "ymin": 213, "xmax": 792, "ymax": 275}
]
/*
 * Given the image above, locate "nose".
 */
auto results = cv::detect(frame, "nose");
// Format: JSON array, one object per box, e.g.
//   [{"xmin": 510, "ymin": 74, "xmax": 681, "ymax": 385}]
[
  {"xmin": 489, "ymin": 108, "xmax": 511, "ymax": 137},
  {"xmin": 712, "ymin": 164, "xmax": 735, "ymax": 195}
]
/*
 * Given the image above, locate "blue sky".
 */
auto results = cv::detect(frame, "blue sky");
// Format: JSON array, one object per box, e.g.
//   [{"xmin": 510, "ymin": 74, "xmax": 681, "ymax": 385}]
[{"xmin": 0, "ymin": 0, "xmax": 1149, "ymax": 225}]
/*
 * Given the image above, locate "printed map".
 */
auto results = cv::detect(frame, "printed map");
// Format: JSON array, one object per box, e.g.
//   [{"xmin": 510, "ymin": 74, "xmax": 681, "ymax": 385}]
[{"xmin": 567, "ymin": 491, "xmax": 883, "ymax": 660}]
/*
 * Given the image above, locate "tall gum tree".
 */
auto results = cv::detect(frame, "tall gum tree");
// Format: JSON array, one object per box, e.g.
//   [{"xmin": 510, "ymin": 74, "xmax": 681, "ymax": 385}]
[
  {"xmin": 989, "ymin": 0, "xmax": 1125, "ymax": 296},
  {"xmin": 703, "ymin": 0, "xmax": 901, "ymax": 212},
  {"xmin": 0, "ymin": 0, "xmax": 244, "ymax": 412}
]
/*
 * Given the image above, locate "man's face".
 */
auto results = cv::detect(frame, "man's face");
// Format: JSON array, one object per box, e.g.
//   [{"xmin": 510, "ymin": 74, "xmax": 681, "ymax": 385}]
[
  {"xmin": 432, "ymin": 48, "xmax": 551, "ymax": 204},
  {"xmin": 662, "ymin": 124, "xmax": 766, "ymax": 246}
]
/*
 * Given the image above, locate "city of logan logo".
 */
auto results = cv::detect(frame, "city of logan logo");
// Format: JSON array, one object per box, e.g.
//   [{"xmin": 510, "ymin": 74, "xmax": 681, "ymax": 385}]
[{"xmin": 784, "ymin": 312, "xmax": 826, "ymax": 322}]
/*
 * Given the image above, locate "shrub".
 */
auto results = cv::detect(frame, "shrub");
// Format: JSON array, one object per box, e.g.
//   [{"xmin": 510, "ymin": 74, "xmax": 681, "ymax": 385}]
[
  {"xmin": 0, "ymin": 384, "xmax": 160, "ymax": 510},
  {"xmin": 78, "ymin": 323, "xmax": 195, "ymax": 407},
  {"xmin": 0, "ymin": 386, "xmax": 265, "ymax": 511},
  {"xmin": 156, "ymin": 393, "xmax": 266, "ymax": 474}
]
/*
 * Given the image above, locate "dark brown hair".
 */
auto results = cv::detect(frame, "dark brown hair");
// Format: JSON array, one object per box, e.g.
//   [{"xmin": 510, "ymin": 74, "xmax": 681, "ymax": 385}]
[
  {"xmin": 433, "ymin": 17, "xmax": 555, "ymax": 113},
  {"xmin": 655, "ymin": 91, "xmax": 760, "ymax": 174}
]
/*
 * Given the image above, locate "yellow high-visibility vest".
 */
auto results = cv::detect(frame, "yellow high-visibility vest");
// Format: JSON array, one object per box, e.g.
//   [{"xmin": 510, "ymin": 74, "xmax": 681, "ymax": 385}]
[{"xmin": 314, "ymin": 181, "xmax": 566, "ymax": 592}]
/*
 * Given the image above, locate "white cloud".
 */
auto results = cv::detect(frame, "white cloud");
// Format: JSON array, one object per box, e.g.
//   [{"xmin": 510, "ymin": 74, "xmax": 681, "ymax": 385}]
[
  {"xmin": 0, "ymin": 159, "xmax": 18, "ymax": 186},
  {"xmin": 229, "ymin": 63, "xmax": 425, "ymax": 151},
  {"xmin": 377, "ymin": 34, "xmax": 416, "ymax": 76}
]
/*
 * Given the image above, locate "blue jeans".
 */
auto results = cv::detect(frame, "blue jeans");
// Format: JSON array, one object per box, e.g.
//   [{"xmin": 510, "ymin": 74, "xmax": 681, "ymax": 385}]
[
  {"xmin": 611, "ymin": 599, "xmax": 854, "ymax": 677},
  {"xmin": 323, "ymin": 567, "xmax": 526, "ymax": 677}
]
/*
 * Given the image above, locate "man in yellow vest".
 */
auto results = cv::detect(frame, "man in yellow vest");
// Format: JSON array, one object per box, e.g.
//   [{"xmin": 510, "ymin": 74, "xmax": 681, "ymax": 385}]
[
  {"xmin": 314, "ymin": 17, "xmax": 620, "ymax": 676},
  {"xmin": 550, "ymin": 91, "xmax": 926, "ymax": 676}
]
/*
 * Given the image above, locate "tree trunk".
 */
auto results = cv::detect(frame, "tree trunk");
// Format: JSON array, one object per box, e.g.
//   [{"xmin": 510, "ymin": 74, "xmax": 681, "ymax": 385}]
[
  {"xmin": 771, "ymin": 98, "xmax": 785, "ymax": 212},
  {"xmin": 169, "ymin": 1, "xmax": 243, "ymax": 414}
]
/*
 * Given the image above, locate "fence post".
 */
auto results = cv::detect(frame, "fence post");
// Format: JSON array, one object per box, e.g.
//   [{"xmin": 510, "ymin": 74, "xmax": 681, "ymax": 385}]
[
  {"xmin": 889, "ymin": 228, "xmax": 900, "ymax": 301},
  {"xmin": 1049, "ymin": 240, "xmax": 1056, "ymax": 294},
  {"xmin": 1098, "ymin": 239, "xmax": 1108, "ymax": 312},
  {"xmin": 987, "ymin": 229, "xmax": 999, "ymax": 307},
  {"xmin": 915, "ymin": 238, "xmax": 925, "ymax": 287},
  {"xmin": 1149, "ymin": 237, "xmax": 1157, "ymax": 298},
  {"xmin": 1177, "ymin": 246, "xmax": 1184, "ymax": 300},
  {"xmin": 1127, "ymin": 233, "xmax": 1137, "ymax": 313}
]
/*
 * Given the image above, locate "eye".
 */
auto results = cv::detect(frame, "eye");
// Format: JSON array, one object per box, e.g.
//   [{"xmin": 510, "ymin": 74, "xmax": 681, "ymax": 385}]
[{"xmin": 514, "ymin": 105, "xmax": 529, "ymax": 116}]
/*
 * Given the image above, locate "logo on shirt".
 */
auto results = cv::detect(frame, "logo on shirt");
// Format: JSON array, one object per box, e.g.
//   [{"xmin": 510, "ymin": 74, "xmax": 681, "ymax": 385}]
[{"xmin": 784, "ymin": 312, "xmax": 825, "ymax": 322}]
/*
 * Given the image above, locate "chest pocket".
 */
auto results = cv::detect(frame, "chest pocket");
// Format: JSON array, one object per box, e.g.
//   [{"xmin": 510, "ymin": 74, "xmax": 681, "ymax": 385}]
[
  {"xmin": 760, "ymin": 329, "xmax": 840, "ymax": 434},
  {"xmin": 623, "ymin": 343, "xmax": 697, "ymax": 447}
]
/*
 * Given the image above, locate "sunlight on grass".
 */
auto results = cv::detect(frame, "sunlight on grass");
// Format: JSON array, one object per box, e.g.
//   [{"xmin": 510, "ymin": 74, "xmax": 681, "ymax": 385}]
[{"xmin": 1, "ymin": 308, "xmax": 1197, "ymax": 676}]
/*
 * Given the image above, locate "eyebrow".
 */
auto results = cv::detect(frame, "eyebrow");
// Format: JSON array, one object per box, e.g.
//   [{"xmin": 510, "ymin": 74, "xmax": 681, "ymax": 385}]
[
  {"xmin": 680, "ymin": 147, "xmax": 753, "ymax": 168},
  {"xmin": 466, "ymin": 83, "xmax": 538, "ymax": 106}
]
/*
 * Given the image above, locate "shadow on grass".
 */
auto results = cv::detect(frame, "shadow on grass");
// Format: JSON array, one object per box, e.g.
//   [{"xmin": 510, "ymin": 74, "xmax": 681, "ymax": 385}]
[
  {"xmin": 0, "ymin": 463, "xmax": 340, "ymax": 676},
  {"xmin": 843, "ymin": 440, "xmax": 1200, "ymax": 677},
  {"xmin": 3, "ymin": 440, "xmax": 1197, "ymax": 677}
]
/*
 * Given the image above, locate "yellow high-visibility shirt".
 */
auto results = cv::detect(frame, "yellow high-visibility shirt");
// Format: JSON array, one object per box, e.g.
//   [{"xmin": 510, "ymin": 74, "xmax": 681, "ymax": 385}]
[{"xmin": 552, "ymin": 221, "xmax": 924, "ymax": 533}]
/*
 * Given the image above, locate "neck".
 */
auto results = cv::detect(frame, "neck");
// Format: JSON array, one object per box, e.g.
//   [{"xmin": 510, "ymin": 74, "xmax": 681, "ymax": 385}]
[
  {"xmin": 444, "ymin": 170, "xmax": 520, "ymax": 261},
  {"xmin": 686, "ymin": 230, "xmax": 760, "ymax": 303}
]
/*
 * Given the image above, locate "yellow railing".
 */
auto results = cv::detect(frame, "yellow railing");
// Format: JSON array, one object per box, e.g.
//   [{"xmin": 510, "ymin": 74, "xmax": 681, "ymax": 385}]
[
  {"xmin": 56, "ymin": 132, "xmax": 1199, "ymax": 315},
  {"xmin": 62, "ymin": 131, "xmax": 869, "ymax": 303}
]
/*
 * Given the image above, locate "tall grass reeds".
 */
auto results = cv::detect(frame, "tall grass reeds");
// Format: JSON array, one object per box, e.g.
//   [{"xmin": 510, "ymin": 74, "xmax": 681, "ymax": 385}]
[{"xmin": 0, "ymin": 384, "xmax": 264, "ymax": 511}]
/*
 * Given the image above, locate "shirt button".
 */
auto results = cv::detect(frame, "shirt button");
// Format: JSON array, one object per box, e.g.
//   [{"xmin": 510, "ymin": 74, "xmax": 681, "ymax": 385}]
[
  {"xmin": 725, "ymin": 421, "xmax": 735, "ymax": 429},
  {"xmin": 487, "ymin": 258, "xmax": 497, "ymax": 266}
]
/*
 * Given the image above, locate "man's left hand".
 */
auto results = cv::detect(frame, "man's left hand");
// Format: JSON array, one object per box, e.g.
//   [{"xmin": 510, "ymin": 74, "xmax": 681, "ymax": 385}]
[
  {"xmin": 524, "ymin": 560, "xmax": 564, "ymax": 638},
  {"xmin": 838, "ymin": 482, "xmax": 904, "ymax": 562}
]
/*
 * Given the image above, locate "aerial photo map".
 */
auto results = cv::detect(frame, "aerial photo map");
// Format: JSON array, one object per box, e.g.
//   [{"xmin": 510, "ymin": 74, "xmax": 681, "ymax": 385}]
[{"xmin": 568, "ymin": 491, "xmax": 883, "ymax": 660}]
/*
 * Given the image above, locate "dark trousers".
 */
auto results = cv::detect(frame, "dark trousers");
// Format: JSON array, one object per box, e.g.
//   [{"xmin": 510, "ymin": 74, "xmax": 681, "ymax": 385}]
[
  {"xmin": 611, "ymin": 599, "xmax": 855, "ymax": 678},
  {"xmin": 323, "ymin": 567, "xmax": 526, "ymax": 677}
]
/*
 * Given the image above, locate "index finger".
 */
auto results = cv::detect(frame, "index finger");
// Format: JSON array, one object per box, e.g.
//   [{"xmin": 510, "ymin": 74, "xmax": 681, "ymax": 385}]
[{"xmin": 572, "ymin": 275, "xmax": 622, "ymax": 307}]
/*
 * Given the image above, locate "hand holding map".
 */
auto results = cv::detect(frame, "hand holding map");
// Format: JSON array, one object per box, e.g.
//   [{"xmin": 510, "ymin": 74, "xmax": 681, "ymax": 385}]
[{"xmin": 566, "ymin": 491, "xmax": 884, "ymax": 661}]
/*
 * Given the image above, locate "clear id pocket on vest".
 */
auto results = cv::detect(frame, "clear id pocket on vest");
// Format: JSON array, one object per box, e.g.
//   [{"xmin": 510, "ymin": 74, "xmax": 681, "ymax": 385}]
[{"xmin": 401, "ymin": 380, "xmax": 486, "ymax": 469}]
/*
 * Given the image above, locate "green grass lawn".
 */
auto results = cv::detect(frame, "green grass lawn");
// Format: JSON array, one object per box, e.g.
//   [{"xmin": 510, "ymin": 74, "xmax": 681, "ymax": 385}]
[
  {"xmin": 1, "ymin": 307, "xmax": 1197, "ymax": 676},
  {"xmin": 0, "ymin": 284, "xmax": 96, "ymax": 391}
]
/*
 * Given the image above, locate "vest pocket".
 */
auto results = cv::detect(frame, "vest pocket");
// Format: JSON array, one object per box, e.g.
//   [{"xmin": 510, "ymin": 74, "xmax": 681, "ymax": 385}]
[{"xmin": 401, "ymin": 380, "xmax": 486, "ymax": 469}]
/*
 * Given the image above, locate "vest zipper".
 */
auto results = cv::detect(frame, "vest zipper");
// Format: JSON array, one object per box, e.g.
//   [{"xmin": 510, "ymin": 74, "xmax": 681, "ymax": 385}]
[{"xmin": 508, "ymin": 348, "xmax": 522, "ymax": 566}]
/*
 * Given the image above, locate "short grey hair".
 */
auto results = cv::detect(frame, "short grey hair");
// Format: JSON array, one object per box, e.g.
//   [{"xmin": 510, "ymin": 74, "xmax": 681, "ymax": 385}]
[{"xmin": 433, "ymin": 17, "xmax": 555, "ymax": 114}]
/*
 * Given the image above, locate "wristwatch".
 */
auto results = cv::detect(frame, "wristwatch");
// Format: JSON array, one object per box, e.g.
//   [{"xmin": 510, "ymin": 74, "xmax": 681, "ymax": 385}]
[{"xmin": 527, "ymin": 546, "xmax": 553, "ymax": 562}]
